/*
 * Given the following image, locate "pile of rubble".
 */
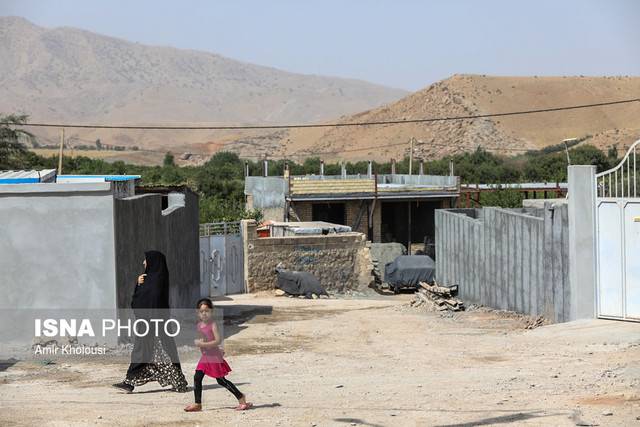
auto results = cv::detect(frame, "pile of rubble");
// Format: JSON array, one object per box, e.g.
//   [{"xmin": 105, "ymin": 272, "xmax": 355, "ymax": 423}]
[{"xmin": 411, "ymin": 282, "xmax": 465, "ymax": 312}]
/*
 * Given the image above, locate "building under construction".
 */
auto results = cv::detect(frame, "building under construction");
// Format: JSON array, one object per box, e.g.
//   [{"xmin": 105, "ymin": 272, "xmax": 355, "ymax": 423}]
[{"xmin": 244, "ymin": 163, "xmax": 460, "ymax": 251}]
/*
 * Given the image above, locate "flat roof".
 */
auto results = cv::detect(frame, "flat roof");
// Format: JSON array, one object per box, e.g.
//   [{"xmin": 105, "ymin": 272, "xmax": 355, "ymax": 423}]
[
  {"xmin": 57, "ymin": 174, "xmax": 141, "ymax": 182},
  {"xmin": 0, "ymin": 182, "xmax": 112, "ymax": 194},
  {"xmin": 289, "ymin": 191, "xmax": 459, "ymax": 202},
  {"xmin": 462, "ymin": 182, "xmax": 567, "ymax": 190},
  {"xmin": 0, "ymin": 169, "xmax": 57, "ymax": 184}
]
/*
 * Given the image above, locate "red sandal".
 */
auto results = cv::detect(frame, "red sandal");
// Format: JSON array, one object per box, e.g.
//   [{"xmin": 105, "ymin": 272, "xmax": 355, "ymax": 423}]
[{"xmin": 184, "ymin": 404, "xmax": 202, "ymax": 412}]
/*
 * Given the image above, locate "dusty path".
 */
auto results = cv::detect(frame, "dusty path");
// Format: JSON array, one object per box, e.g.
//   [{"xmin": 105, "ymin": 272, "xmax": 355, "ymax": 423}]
[{"xmin": 1, "ymin": 294, "xmax": 639, "ymax": 426}]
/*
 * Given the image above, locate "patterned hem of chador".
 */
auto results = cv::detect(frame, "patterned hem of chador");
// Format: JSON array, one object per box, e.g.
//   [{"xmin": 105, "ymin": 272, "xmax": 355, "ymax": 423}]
[
  {"xmin": 196, "ymin": 357, "xmax": 232, "ymax": 379},
  {"xmin": 124, "ymin": 338, "xmax": 188, "ymax": 392}
]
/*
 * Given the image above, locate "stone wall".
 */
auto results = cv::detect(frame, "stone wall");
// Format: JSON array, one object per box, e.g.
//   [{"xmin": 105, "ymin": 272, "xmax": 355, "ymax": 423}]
[{"xmin": 244, "ymin": 221, "xmax": 373, "ymax": 292}]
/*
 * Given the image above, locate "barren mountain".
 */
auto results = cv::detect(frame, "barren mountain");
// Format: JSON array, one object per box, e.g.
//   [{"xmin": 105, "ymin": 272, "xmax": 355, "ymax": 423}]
[
  {"xmin": 239, "ymin": 74, "xmax": 640, "ymax": 162},
  {"xmin": 0, "ymin": 16, "xmax": 406, "ymax": 156},
  {"xmin": 3, "ymin": 16, "xmax": 639, "ymax": 166}
]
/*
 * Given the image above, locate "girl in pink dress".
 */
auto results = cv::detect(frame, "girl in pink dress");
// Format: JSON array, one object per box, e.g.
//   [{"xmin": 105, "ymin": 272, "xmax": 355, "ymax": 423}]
[{"xmin": 184, "ymin": 298, "xmax": 252, "ymax": 412}]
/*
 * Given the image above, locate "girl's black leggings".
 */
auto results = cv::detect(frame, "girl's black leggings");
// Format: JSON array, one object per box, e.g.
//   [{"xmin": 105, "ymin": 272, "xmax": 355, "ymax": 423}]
[{"xmin": 194, "ymin": 370, "xmax": 243, "ymax": 403}]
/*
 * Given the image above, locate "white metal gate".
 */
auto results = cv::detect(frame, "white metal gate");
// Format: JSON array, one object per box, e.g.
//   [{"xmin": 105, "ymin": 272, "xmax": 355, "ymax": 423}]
[
  {"xmin": 199, "ymin": 222, "xmax": 245, "ymax": 297},
  {"xmin": 595, "ymin": 139, "xmax": 640, "ymax": 321}
]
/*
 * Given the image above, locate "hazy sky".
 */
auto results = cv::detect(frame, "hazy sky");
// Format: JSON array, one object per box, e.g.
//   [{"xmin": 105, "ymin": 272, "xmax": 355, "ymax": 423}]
[{"xmin": 2, "ymin": 0, "xmax": 639, "ymax": 90}]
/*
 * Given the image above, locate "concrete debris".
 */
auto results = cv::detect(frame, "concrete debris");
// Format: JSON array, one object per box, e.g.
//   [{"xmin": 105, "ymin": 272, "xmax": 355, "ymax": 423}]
[{"xmin": 412, "ymin": 281, "xmax": 465, "ymax": 312}]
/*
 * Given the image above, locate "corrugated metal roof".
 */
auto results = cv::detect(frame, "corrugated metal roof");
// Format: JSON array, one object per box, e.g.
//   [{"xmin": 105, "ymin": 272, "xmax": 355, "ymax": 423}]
[{"xmin": 0, "ymin": 169, "xmax": 56, "ymax": 184}]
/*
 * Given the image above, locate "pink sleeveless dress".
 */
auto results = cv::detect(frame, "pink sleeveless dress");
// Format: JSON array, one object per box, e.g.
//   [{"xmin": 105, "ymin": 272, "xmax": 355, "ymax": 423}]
[{"xmin": 195, "ymin": 321, "xmax": 232, "ymax": 378}]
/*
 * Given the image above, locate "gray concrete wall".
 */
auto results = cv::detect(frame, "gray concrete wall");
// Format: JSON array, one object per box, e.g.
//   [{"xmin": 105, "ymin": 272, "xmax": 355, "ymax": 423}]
[
  {"xmin": 0, "ymin": 183, "xmax": 117, "ymax": 310},
  {"xmin": 245, "ymin": 177, "xmax": 287, "ymax": 221},
  {"xmin": 436, "ymin": 203, "xmax": 570, "ymax": 322},
  {"xmin": 114, "ymin": 190, "xmax": 200, "ymax": 311},
  {"xmin": 523, "ymin": 198, "xmax": 567, "ymax": 209},
  {"xmin": 568, "ymin": 166, "xmax": 597, "ymax": 320}
]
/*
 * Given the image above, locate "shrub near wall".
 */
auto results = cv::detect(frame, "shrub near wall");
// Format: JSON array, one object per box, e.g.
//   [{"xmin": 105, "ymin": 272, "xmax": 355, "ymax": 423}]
[{"xmin": 244, "ymin": 222, "xmax": 373, "ymax": 293}]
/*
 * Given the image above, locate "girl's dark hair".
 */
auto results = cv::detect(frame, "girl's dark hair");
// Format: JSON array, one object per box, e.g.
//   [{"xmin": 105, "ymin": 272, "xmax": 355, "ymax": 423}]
[{"xmin": 196, "ymin": 298, "xmax": 213, "ymax": 309}]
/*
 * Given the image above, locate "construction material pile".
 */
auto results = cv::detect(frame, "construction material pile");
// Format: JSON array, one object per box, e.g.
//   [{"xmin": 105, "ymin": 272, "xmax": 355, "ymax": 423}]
[{"xmin": 412, "ymin": 282, "xmax": 465, "ymax": 312}]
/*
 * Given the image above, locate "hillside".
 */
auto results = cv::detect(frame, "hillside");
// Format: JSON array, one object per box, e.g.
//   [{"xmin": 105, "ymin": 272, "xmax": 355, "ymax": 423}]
[
  {"xmin": 232, "ymin": 74, "xmax": 640, "ymax": 162},
  {"xmin": 3, "ymin": 16, "xmax": 639, "ymax": 165},
  {"xmin": 0, "ymin": 16, "xmax": 406, "ymax": 158}
]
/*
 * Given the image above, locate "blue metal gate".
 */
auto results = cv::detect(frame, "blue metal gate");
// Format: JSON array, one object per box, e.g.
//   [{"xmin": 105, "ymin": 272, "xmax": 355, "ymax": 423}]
[{"xmin": 199, "ymin": 222, "xmax": 245, "ymax": 297}]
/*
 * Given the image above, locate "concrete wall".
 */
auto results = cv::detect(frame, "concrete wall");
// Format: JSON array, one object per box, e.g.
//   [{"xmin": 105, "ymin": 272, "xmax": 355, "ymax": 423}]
[
  {"xmin": 0, "ymin": 183, "xmax": 117, "ymax": 310},
  {"xmin": 114, "ymin": 190, "xmax": 200, "ymax": 310},
  {"xmin": 568, "ymin": 166, "xmax": 597, "ymax": 320},
  {"xmin": 244, "ymin": 221, "xmax": 372, "ymax": 292},
  {"xmin": 436, "ymin": 203, "xmax": 570, "ymax": 322},
  {"xmin": 245, "ymin": 177, "xmax": 287, "ymax": 221}
]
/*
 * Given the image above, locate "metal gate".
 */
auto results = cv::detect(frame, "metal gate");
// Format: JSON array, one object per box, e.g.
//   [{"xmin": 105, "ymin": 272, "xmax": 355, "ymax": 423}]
[
  {"xmin": 199, "ymin": 222, "xmax": 245, "ymax": 297},
  {"xmin": 595, "ymin": 139, "xmax": 640, "ymax": 321}
]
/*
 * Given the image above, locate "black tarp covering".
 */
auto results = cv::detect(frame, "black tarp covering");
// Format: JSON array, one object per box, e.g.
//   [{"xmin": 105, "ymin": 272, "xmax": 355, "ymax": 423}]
[
  {"xmin": 275, "ymin": 268, "xmax": 328, "ymax": 298},
  {"xmin": 384, "ymin": 255, "xmax": 436, "ymax": 290}
]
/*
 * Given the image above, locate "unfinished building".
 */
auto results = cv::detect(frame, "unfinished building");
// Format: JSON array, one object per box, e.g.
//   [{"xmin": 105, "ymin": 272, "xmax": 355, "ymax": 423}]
[{"xmin": 245, "ymin": 169, "xmax": 459, "ymax": 252}]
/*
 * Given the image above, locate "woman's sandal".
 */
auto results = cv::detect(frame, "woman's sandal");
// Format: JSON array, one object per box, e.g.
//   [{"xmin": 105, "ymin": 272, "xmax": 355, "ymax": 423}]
[
  {"xmin": 235, "ymin": 402, "xmax": 253, "ymax": 411},
  {"xmin": 184, "ymin": 404, "xmax": 202, "ymax": 412}
]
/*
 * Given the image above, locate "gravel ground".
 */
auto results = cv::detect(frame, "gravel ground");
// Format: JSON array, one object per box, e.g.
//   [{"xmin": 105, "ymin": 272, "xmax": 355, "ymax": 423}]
[{"xmin": 1, "ymin": 293, "xmax": 639, "ymax": 426}]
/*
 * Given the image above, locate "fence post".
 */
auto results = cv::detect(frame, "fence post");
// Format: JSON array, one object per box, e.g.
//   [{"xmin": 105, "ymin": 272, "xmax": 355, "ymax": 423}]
[{"xmin": 568, "ymin": 165, "xmax": 597, "ymax": 320}]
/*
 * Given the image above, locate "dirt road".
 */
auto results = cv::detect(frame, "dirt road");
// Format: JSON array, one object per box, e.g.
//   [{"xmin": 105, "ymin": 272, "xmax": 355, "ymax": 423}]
[{"xmin": 1, "ymin": 294, "xmax": 639, "ymax": 426}]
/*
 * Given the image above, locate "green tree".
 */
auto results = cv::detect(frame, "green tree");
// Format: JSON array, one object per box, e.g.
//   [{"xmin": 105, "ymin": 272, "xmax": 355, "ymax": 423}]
[
  {"xmin": 163, "ymin": 152, "xmax": 175, "ymax": 167},
  {"xmin": 480, "ymin": 187, "xmax": 524, "ymax": 208},
  {"xmin": 607, "ymin": 144, "xmax": 619, "ymax": 166},
  {"xmin": 0, "ymin": 114, "xmax": 35, "ymax": 170}
]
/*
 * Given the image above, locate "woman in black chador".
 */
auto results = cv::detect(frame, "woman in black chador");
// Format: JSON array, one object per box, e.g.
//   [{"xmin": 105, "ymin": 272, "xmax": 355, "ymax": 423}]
[{"xmin": 112, "ymin": 250, "xmax": 188, "ymax": 393}]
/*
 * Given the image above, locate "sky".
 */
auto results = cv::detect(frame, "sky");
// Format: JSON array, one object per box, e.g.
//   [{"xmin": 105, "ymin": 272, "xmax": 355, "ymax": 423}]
[{"xmin": 2, "ymin": 0, "xmax": 639, "ymax": 91}]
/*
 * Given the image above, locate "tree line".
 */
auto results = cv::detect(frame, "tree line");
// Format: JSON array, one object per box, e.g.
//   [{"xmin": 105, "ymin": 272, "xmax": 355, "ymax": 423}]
[{"xmin": 1, "ymin": 114, "xmax": 623, "ymax": 221}]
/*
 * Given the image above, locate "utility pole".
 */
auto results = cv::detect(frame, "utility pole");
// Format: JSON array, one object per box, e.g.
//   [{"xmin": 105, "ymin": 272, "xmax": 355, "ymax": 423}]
[
  {"xmin": 563, "ymin": 138, "xmax": 576, "ymax": 166},
  {"xmin": 57, "ymin": 128, "xmax": 65, "ymax": 175},
  {"xmin": 409, "ymin": 137, "xmax": 415, "ymax": 176}
]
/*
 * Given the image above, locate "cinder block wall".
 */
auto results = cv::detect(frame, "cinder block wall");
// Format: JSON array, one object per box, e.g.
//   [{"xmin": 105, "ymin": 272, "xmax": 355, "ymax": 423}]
[
  {"xmin": 291, "ymin": 200, "xmax": 380, "ymax": 240},
  {"xmin": 345, "ymin": 201, "xmax": 368, "ymax": 235},
  {"xmin": 292, "ymin": 202, "xmax": 313, "ymax": 221},
  {"xmin": 244, "ymin": 222, "xmax": 373, "ymax": 292}
]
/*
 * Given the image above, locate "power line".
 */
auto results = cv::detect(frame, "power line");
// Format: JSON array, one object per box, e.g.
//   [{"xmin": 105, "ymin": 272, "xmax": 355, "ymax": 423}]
[
  {"xmin": 3, "ymin": 97, "xmax": 639, "ymax": 130},
  {"xmin": 19, "ymin": 97, "xmax": 638, "ymax": 159}
]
